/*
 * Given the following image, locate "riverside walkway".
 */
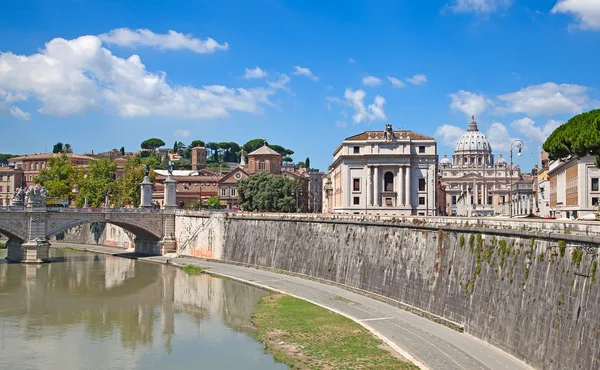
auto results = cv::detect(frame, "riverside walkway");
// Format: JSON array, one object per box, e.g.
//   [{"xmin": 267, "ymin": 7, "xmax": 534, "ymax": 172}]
[{"xmin": 55, "ymin": 244, "xmax": 532, "ymax": 370}]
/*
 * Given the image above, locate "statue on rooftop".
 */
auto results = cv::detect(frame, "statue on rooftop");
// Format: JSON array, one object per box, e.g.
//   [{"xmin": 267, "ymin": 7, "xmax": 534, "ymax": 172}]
[
  {"xmin": 167, "ymin": 161, "xmax": 174, "ymax": 176},
  {"xmin": 143, "ymin": 164, "xmax": 150, "ymax": 177},
  {"xmin": 384, "ymin": 123, "xmax": 396, "ymax": 142}
]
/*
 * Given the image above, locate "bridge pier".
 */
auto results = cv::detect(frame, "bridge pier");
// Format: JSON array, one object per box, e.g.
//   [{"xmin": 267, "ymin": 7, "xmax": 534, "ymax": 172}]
[
  {"xmin": 5, "ymin": 238, "xmax": 49, "ymax": 263},
  {"xmin": 159, "ymin": 174, "xmax": 178, "ymax": 254}
]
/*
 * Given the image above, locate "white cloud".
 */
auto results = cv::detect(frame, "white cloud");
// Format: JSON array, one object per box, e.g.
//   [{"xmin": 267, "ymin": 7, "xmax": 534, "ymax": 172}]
[
  {"xmin": 405, "ymin": 74, "xmax": 428, "ymax": 85},
  {"xmin": 267, "ymin": 73, "xmax": 292, "ymax": 92},
  {"xmin": 348, "ymin": 58, "xmax": 356, "ymax": 63},
  {"xmin": 447, "ymin": 0, "xmax": 512, "ymax": 13},
  {"xmin": 449, "ymin": 90, "xmax": 493, "ymax": 117},
  {"xmin": 335, "ymin": 120, "xmax": 348, "ymax": 128},
  {"xmin": 510, "ymin": 117, "xmax": 563, "ymax": 144},
  {"xmin": 344, "ymin": 88, "xmax": 386, "ymax": 124},
  {"xmin": 0, "ymin": 34, "xmax": 277, "ymax": 119},
  {"xmin": 551, "ymin": 0, "xmax": 600, "ymax": 30},
  {"xmin": 496, "ymin": 82, "xmax": 593, "ymax": 116},
  {"xmin": 435, "ymin": 124, "xmax": 465, "ymax": 145},
  {"xmin": 243, "ymin": 66, "xmax": 267, "ymax": 79},
  {"xmin": 9, "ymin": 106, "xmax": 30, "ymax": 120},
  {"xmin": 486, "ymin": 122, "xmax": 521, "ymax": 151},
  {"xmin": 293, "ymin": 66, "xmax": 318, "ymax": 81},
  {"xmin": 98, "ymin": 28, "xmax": 229, "ymax": 53},
  {"xmin": 174, "ymin": 129, "xmax": 191, "ymax": 137},
  {"xmin": 387, "ymin": 76, "xmax": 407, "ymax": 88},
  {"xmin": 362, "ymin": 76, "xmax": 382, "ymax": 86}
]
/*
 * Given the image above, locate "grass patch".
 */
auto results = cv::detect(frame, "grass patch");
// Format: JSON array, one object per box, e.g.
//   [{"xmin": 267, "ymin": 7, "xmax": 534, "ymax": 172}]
[
  {"xmin": 253, "ymin": 294, "xmax": 418, "ymax": 369},
  {"xmin": 62, "ymin": 247, "xmax": 79, "ymax": 251},
  {"xmin": 181, "ymin": 264, "xmax": 205, "ymax": 275}
]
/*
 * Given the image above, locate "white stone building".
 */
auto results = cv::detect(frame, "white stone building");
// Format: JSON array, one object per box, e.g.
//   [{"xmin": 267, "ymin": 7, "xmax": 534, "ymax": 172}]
[
  {"xmin": 439, "ymin": 116, "xmax": 520, "ymax": 217},
  {"xmin": 323, "ymin": 124, "xmax": 437, "ymax": 215},
  {"xmin": 549, "ymin": 155, "xmax": 600, "ymax": 219}
]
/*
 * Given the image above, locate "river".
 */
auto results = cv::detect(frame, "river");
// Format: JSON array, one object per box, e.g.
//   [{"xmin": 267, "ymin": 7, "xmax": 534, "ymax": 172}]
[{"xmin": 0, "ymin": 248, "xmax": 287, "ymax": 370}]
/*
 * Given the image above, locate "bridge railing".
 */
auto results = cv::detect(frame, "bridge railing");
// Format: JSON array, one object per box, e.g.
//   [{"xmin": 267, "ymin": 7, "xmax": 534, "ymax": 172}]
[{"xmin": 0, "ymin": 206, "xmax": 163, "ymax": 214}]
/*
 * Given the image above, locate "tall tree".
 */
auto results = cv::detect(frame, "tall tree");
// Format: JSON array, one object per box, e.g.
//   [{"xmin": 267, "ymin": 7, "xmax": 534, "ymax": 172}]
[
  {"xmin": 52, "ymin": 142, "xmax": 64, "ymax": 154},
  {"xmin": 63, "ymin": 143, "xmax": 73, "ymax": 154},
  {"xmin": 543, "ymin": 109, "xmax": 600, "ymax": 167},
  {"xmin": 206, "ymin": 142, "xmax": 219, "ymax": 162},
  {"xmin": 120, "ymin": 147, "xmax": 125, "ymax": 156},
  {"xmin": 76, "ymin": 158, "xmax": 117, "ymax": 207},
  {"xmin": 238, "ymin": 172, "xmax": 295, "ymax": 212},
  {"xmin": 305, "ymin": 157, "xmax": 310, "ymax": 170},
  {"xmin": 34, "ymin": 154, "xmax": 79, "ymax": 200},
  {"xmin": 182, "ymin": 140, "xmax": 205, "ymax": 159},
  {"xmin": 140, "ymin": 138, "xmax": 166, "ymax": 151},
  {"xmin": 115, "ymin": 156, "xmax": 153, "ymax": 207}
]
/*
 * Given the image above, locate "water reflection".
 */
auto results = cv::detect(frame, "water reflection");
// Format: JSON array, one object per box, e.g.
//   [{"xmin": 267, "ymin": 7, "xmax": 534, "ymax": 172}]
[{"xmin": 0, "ymin": 249, "xmax": 286, "ymax": 370}]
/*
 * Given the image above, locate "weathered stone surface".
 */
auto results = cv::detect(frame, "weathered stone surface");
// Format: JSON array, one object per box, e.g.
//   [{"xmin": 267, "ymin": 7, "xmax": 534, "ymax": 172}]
[
  {"xmin": 175, "ymin": 214, "xmax": 600, "ymax": 370},
  {"xmin": 50, "ymin": 223, "xmax": 134, "ymax": 248}
]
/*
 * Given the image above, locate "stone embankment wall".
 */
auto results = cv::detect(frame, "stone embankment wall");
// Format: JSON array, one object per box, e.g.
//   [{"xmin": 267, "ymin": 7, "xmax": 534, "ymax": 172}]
[
  {"xmin": 49, "ymin": 223, "xmax": 133, "ymax": 248},
  {"xmin": 175, "ymin": 213, "xmax": 600, "ymax": 370}
]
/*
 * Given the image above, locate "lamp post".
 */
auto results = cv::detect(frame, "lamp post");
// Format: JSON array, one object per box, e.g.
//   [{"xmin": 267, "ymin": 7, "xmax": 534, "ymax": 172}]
[
  {"xmin": 292, "ymin": 186, "xmax": 303, "ymax": 213},
  {"xmin": 509, "ymin": 139, "xmax": 524, "ymax": 218}
]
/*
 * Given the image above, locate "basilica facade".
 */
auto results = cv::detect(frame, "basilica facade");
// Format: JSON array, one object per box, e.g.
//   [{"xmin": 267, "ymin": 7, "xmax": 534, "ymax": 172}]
[{"xmin": 440, "ymin": 116, "xmax": 520, "ymax": 217}]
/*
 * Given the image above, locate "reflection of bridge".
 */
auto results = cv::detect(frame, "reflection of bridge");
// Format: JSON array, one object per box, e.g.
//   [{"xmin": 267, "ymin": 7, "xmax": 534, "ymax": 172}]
[{"xmin": 0, "ymin": 207, "xmax": 176, "ymax": 262}]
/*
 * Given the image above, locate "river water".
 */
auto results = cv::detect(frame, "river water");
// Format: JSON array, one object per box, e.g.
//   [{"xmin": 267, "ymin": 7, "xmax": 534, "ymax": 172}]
[{"xmin": 0, "ymin": 248, "xmax": 287, "ymax": 370}]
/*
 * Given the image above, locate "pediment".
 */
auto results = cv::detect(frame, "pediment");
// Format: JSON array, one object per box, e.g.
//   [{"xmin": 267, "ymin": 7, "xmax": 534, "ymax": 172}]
[{"xmin": 218, "ymin": 167, "xmax": 249, "ymax": 184}]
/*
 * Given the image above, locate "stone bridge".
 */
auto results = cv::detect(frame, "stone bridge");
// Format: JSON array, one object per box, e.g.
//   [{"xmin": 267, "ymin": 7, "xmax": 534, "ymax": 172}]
[{"xmin": 0, "ymin": 207, "xmax": 176, "ymax": 262}]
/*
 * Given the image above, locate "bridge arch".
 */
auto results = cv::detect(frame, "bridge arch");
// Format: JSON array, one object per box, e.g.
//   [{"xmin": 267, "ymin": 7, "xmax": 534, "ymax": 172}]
[
  {"xmin": 46, "ymin": 217, "xmax": 163, "ymax": 241},
  {"xmin": 0, "ymin": 223, "xmax": 26, "ymax": 242}
]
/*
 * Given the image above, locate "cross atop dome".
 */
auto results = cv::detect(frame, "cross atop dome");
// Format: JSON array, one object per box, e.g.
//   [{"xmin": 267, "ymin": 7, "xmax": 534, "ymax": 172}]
[{"xmin": 468, "ymin": 115, "xmax": 479, "ymax": 131}]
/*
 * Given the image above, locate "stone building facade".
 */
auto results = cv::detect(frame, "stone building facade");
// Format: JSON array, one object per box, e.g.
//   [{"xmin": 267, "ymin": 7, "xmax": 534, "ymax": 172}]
[
  {"xmin": 548, "ymin": 155, "xmax": 600, "ymax": 219},
  {"xmin": 217, "ymin": 167, "xmax": 249, "ymax": 210},
  {"xmin": 323, "ymin": 124, "xmax": 438, "ymax": 215},
  {"xmin": 0, "ymin": 166, "xmax": 24, "ymax": 206},
  {"xmin": 247, "ymin": 144, "xmax": 282, "ymax": 175},
  {"xmin": 8, "ymin": 153, "xmax": 94, "ymax": 188},
  {"xmin": 440, "ymin": 116, "xmax": 520, "ymax": 217}
]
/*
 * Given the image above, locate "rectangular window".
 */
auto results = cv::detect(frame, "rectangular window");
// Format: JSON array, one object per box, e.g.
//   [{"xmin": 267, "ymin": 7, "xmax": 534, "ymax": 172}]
[
  {"xmin": 488, "ymin": 195, "xmax": 493, "ymax": 205},
  {"xmin": 418, "ymin": 196, "xmax": 425, "ymax": 205},
  {"xmin": 220, "ymin": 188, "xmax": 227, "ymax": 196},
  {"xmin": 0, "ymin": 186, "xmax": 2, "ymax": 192},
  {"xmin": 592, "ymin": 178, "xmax": 599, "ymax": 192},
  {"xmin": 0, "ymin": 175, "xmax": 3, "ymax": 181},
  {"xmin": 353, "ymin": 196, "xmax": 360, "ymax": 205},
  {"xmin": 230, "ymin": 188, "xmax": 236, "ymax": 196},
  {"xmin": 451, "ymin": 195, "xmax": 457, "ymax": 205},
  {"xmin": 418, "ymin": 146, "xmax": 425, "ymax": 153},
  {"xmin": 353, "ymin": 146, "xmax": 360, "ymax": 154},
  {"xmin": 353, "ymin": 178, "xmax": 360, "ymax": 192},
  {"xmin": 418, "ymin": 178, "xmax": 425, "ymax": 191},
  {"xmin": 6, "ymin": 186, "xmax": 9, "ymax": 193},
  {"xmin": 477, "ymin": 198, "xmax": 481, "ymax": 205},
  {"xmin": 592, "ymin": 197, "xmax": 599, "ymax": 206}
]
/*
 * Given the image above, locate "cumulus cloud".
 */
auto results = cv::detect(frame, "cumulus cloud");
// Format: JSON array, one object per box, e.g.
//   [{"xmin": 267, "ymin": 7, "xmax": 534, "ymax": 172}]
[
  {"xmin": 174, "ymin": 129, "xmax": 191, "ymax": 137},
  {"xmin": 405, "ymin": 74, "xmax": 428, "ymax": 85},
  {"xmin": 510, "ymin": 117, "xmax": 563, "ymax": 144},
  {"xmin": 243, "ymin": 66, "xmax": 267, "ymax": 79},
  {"xmin": 387, "ymin": 76, "xmax": 407, "ymax": 88},
  {"xmin": 9, "ymin": 106, "xmax": 30, "ymax": 120},
  {"xmin": 435, "ymin": 124, "xmax": 465, "ymax": 146},
  {"xmin": 99, "ymin": 28, "xmax": 229, "ymax": 53},
  {"xmin": 267, "ymin": 73, "xmax": 292, "ymax": 92},
  {"xmin": 496, "ymin": 82, "xmax": 593, "ymax": 116},
  {"xmin": 552, "ymin": 0, "xmax": 600, "ymax": 30},
  {"xmin": 293, "ymin": 66, "xmax": 318, "ymax": 81},
  {"xmin": 344, "ymin": 89, "xmax": 386, "ymax": 124},
  {"xmin": 485, "ymin": 122, "xmax": 521, "ymax": 151},
  {"xmin": 0, "ymin": 34, "xmax": 277, "ymax": 119},
  {"xmin": 362, "ymin": 76, "xmax": 382, "ymax": 86},
  {"xmin": 446, "ymin": 0, "xmax": 512, "ymax": 13},
  {"xmin": 0, "ymin": 89, "xmax": 29, "ymax": 120},
  {"xmin": 449, "ymin": 90, "xmax": 493, "ymax": 117}
]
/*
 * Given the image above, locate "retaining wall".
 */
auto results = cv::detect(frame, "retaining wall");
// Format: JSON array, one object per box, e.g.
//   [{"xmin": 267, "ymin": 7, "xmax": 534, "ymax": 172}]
[{"xmin": 175, "ymin": 213, "xmax": 600, "ymax": 370}]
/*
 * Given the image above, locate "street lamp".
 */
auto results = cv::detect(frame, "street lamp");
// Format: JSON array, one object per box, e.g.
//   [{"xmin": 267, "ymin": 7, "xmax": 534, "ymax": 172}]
[
  {"xmin": 292, "ymin": 187, "xmax": 303, "ymax": 213},
  {"xmin": 509, "ymin": 139, "xmax": 524, "ymax": 218}
]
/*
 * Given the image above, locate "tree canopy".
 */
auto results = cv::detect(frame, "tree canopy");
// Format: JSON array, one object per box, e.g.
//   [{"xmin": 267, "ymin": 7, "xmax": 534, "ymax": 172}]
[
  {"xmin": 543, "ymin": 109, "xmax": 600, "ymax": 167},
  {"xmin": 141, "ymin": 138, "xmax": 166, "ymax": 151},
  {"xmin": 205, "ymin": 196, "xmax": 222, "ymax": 209},
  {"xmin": 0, "ymin": 154, "xmax": 17, "ymax": 166},
  {"xmin": 114, "ymin": 156, "xmax": 154, "ymax": 208},
  {"xmin": 238, "ymin": 172, "xmax": 296, "ymax": 212},
  {"xmin": 52, "ymin": 142, "xmax": 63, "ymax": 154},
  {"xmin": 76, "ymin": 158, "xmax": 117, "ymax": 207},
  {"xmin": 34, "ymin": 154, "xmax": 81, "ymax": 200}
]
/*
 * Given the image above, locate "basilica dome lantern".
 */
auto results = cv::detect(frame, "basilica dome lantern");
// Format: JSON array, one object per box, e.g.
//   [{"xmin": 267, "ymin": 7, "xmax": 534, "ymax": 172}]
[{"xmin": 452, "ymin": 116, "xmax": 494, "ymax": 167}]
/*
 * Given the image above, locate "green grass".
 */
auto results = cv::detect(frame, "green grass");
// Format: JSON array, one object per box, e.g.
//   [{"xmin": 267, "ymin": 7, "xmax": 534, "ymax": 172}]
[
  {"xmin": 181, "ymin": 264, "xmax": 205, "ymax": 275},
  {"xmin": 252, "ymin": 294, "xmax": 418, "ymax": 370},
  {"xmin": 0, "ymin": 242, "xmax": 5, "ymax": 249}
]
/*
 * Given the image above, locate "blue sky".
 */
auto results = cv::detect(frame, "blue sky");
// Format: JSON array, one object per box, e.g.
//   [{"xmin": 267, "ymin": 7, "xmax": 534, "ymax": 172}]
[{"xmin": 1, "ymin": 0, "xmax": 599, "ymax": 172}]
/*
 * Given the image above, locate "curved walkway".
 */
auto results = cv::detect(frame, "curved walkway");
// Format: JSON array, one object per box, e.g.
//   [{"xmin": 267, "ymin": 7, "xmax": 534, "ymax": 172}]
[{"xmin": 56, "ymin": 244, "xmax": 533, "ymax": 370}]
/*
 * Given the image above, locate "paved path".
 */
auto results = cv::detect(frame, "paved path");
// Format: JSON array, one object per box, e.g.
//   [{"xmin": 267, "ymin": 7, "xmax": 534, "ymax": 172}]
[{"xmin": 55, "ymin": 244, "xmax": 532, "ymax": 370}]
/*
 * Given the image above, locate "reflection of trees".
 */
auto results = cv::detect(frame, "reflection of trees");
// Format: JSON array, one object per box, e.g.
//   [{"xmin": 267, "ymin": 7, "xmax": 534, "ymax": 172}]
[{"xmin": 0, "ymin": 249, "xmax": 269, "ymax": 353}]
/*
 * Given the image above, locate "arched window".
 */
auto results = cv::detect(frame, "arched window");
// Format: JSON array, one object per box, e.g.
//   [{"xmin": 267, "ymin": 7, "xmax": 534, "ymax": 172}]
[
  {"xmin": 259, "ymin": 160, "xmax": 266, "ymax": 170},
  {"xmin": 384, "ymin": 172, "xmax": 394, "ymax": 192}
]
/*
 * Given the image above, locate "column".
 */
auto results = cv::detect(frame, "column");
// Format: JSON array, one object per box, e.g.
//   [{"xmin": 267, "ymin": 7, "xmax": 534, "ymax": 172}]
[
  {"xmin": 346, "ymin": 168, "xmax": 352, "ymax": 207},
  {"xmin": 139, "ymin": 175, "xmax": 153, "ymax": 208},
  {"xmin": 374, "ymin": 166, "xmax": 380, "ymax": 206},
  {"xmin": 365, "ymin": 165, "xmax": 371, "ymax": 207},
  {"xmin": 396, "ymin": 166, "xmax": 403, "ymax": 207},
  {"xmin": 405, "ymin": 166, "xmax": 411, "ymax": 208},
  {"xmin": 161, "ymin": 174, "xmax": 177, "ymax": 254}
]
